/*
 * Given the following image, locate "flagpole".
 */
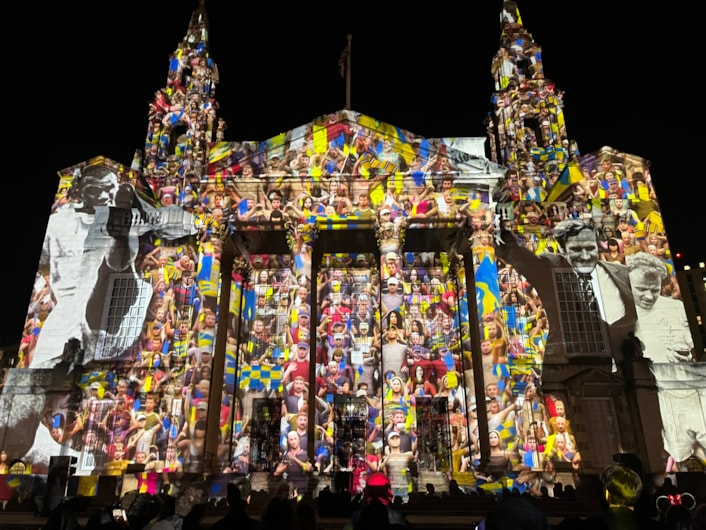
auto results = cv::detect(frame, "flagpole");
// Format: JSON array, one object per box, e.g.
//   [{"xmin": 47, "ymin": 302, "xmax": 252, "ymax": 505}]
[{"xmin": 345, "ymin": 34, "xmax": 352, "ymax": 109}]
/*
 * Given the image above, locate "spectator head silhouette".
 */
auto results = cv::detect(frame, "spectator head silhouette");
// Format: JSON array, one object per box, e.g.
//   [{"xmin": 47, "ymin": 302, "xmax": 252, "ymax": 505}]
[
  {"xmin": 600, "ymin": 463, "xmax": 643, "ymax": 507},
  {"xmin": 363, "ymin": 471, "xmax": 393, "ymax": 506},
  {"xmin": 484, "ymin": 496, "xmax": 550, "ymax": 530}
]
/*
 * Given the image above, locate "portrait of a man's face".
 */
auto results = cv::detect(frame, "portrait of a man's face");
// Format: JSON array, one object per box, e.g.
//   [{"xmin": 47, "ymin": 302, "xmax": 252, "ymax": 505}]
[
  {"xmin": 81, "ymin": 170, "xmax": 119, "ymax": 208},
  {"xmin": 563, "ymin": 229, "xmax": 599, "ymax": 274},
  {"xmin": 630, "ymin": 271, "xmax": 661, "ymax": 310}
]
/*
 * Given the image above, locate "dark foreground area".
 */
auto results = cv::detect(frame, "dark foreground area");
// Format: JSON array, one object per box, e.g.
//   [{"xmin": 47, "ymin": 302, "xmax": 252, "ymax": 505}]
[{"xmin": 0, "ymin": 470, "xmax": 704, "ymax": 530}]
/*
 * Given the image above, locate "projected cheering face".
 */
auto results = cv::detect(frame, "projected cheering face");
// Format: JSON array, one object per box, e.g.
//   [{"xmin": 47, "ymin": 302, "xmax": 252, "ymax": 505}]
[
  {"xmin": 563, "ymin": 229, "xmax": 600, "ymax": 274},
  {"xmin": 80, "ymin": 170, "xmax": 119, "ymax": 208}
]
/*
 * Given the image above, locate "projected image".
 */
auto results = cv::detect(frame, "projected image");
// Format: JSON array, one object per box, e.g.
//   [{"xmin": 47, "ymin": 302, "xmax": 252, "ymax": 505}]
[
  {"xmin": 5, "ymin": 99, "xmax": 703, "ymax": 499},
  {"xmin": 492, "ymin": 149, "xmax": 704, "ymax": 473},
  {"xmin": 6, "ymin": 128, "xmax": 519, "ymax": 494}
]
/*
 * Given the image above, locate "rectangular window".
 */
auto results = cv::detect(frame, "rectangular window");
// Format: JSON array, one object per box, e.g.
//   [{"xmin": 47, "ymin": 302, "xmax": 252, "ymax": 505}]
[
  {"xmin": 554, "ymin": 270, "xmax": 607, "ymax": 355},
  {"xmin": 95, "ymin": 273, "xmax": 152, "ymax": 360}
]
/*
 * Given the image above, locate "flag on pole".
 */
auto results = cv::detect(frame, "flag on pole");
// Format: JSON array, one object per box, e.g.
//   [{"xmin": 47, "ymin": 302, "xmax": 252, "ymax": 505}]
[
  {"xmin": 545, "ymin": 160, "xmax": 584, "ymax": 203},
  {"xmin": 339, "ymin": 41, "xmax": 350, "ymax": 78}
]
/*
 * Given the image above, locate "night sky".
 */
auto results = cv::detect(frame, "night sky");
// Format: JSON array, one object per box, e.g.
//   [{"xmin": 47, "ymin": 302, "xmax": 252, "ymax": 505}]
[{"xmin": 3, "ymin": 0, "xmax": 700, "ymax": 346}]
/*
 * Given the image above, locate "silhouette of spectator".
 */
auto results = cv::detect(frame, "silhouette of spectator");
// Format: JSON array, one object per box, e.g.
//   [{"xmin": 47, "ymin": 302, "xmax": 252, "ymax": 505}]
[
  {"xmin": 662, "ymin": 504, "xmax": 695, "ymax": 530},
  {"xmin": 622, "ymin": 331, "xmax": 644, "ymax": 361},
  {"xmin": 147, "ymin": 481, "xmax": 209, "ymax": 530},
  {"xmin": 693, "ymin": 503, "xmax": 706, "ymax": 530},
  {"xmin": 208, "ymin": 476, "xmax": 258, "ymax": 530},
  {"xmin": 482, "ymin": 496, "xmax": 549, "ymax": 530},
  {"xmin": 294, "ymin": 501, "xmax": 319, "ymax": 530},
  {"xmin": 343, "ymin": 471, "xmax": 410, "ymax": 529},
  {"xmin": 319, "ymin": 472, "xmax": 353, "ymax": 518},
  {"xmin": 657, "ymin": 490, "xmax": 697, "ymax": 530},
  {"xmin": 576, "ymin": 464, "xmax": 661, "ymax": 530},
  {"xmin": 356, "ymin": 499, "xmax": 393, "ymax": 530},
  {"xmin": 121, "ymin": 492, "xmax": 163, "ymax": 530},
  {"xmin": 259, "ymin": 494, "xmax": 295, "ymax": 530}
]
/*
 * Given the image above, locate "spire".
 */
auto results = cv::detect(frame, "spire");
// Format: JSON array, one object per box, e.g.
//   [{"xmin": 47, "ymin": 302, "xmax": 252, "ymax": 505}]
[
  {"xmin": 140, "ymin": 0, "xmax": 222, "ymax": 200},
  {"xmin": 487, "ymin": 0, "xmax": 572, "ymax": 203},
  {"xmin": 494, "ymin": 0, "xmax": 544, "ymax": 91},
  {"xmin": 185, "ymin": 0, "xmax": 210, "ymax": 50},
  {"xmin": 500, "ymin": 0, "xmax": 524, "ymax": 35}
]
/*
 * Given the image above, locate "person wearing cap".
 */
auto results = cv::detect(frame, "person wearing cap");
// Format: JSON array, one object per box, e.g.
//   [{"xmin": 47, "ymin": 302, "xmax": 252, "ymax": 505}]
[
  {"xmin": 615, "ymin": 215, "xmax": 634, "ymax": 240},
  {"xmin": 380, "ymin": 429, "xmax": 415, "ymax": 502},
  {"xmin": 381, "ymin": 276, "xmax": 404, "ymax": 314},
  {"xmin": 324, "ymin": 329, "xmax": 351, "ymax": 366},
  {"xmin": 601, "ymin": 171, "xmax": 628, "ymax": 199},
  {"xmin": 126, "ymin": 409, "xmax": 158, "ymax": 461},
  {"xmin": 382, "ymin": 251, "xmax": 402, "ymax": 282},
  {"xmin": 351, "ymin": 292, "xmax": 374, "ymax": 335},
  {"xmin": 378, "ymin": 206, "xmax": 392, "ymax": 219},
  {"xmin": 436, "ymin": 312, "xmax": 463, "ymax": 371},
  {"xmin": 382, "ymin": 408, "xmax": 414, "ymax": 453},
  {"xmin": 288, "ymin": 309, "xmax": 310, "ymax": 347},
  {"xmin": 351, "ymin": 319, "xmax": 380, "ymax": 394},
  {"xmin": 282, "ymin": 342, "xmax": 310, "ymax": 384},
  {"xmin": 87, "ymin": 381, "xmax": 102, "ymax": 399}
]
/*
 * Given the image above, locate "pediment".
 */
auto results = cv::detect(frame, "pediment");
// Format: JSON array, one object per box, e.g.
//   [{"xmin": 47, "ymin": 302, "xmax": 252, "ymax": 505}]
[{"xmin": 209, "ymin": 109, "xmax": 506, "ymax": 181}]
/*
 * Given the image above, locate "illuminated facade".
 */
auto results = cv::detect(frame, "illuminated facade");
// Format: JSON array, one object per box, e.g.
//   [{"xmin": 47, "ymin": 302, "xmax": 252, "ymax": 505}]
[{"xmin": 1, "ymin": 0, "xmax": 704, "ymax": 500}]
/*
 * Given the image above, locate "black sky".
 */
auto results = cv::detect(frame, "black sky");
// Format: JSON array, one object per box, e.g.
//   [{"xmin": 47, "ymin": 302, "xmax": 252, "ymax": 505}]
[{"xmin": 3, "ymin": 0, "xmax": 701, "ymax": 346}]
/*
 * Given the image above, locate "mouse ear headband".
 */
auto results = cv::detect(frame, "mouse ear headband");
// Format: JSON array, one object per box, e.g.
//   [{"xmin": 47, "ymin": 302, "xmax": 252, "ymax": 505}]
[{"xmin": 656, "ymin": 492, "xmax": 696, "ymax": 513}]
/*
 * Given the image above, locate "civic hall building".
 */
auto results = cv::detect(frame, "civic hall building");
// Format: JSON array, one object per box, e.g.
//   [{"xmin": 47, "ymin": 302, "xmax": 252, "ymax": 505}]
[{"xmin": 1, "ymin": 0, "xmax": 704, "ymax": 503}]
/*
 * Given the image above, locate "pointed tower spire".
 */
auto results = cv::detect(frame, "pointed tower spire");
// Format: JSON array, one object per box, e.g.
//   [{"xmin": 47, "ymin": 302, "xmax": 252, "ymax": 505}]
[
  {"xmin": 141, "ymin": 0, "xmax": 222, "ymax": 202},
  {"xmin": 487, "ymin": 1, "xmax": 573, "ymax": 202}
]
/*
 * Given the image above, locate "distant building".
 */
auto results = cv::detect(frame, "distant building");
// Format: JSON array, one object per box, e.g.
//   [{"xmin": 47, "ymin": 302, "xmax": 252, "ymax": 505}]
[{"xmin": 676, "ymin": 263, "xmax": 706, "ymax": 359}]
